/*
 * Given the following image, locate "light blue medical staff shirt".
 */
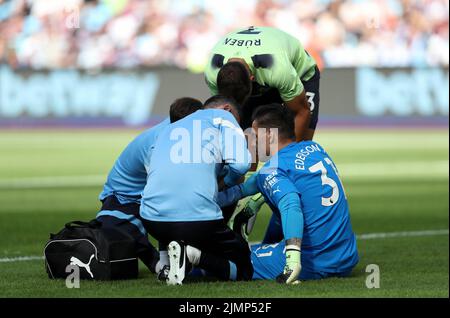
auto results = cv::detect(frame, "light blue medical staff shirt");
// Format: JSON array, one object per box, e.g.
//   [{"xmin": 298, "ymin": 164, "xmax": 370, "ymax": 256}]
[
  {"xmin": 99, "ymin": 118, "xmax": 170, "ymax": 204},
  {"xmin": 140, "ymin": 109, "xmax": 251, "ymax": 222}
]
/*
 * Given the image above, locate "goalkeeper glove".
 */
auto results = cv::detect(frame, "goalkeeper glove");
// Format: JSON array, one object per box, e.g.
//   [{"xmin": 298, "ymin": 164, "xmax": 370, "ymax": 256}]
[
  {"xmin": 276, "ymin": 246, "xmax": 301, "ymax": 285},
  {"xmin": 232, "ymin": 193, "xmax": 265, "ymax": 240}
]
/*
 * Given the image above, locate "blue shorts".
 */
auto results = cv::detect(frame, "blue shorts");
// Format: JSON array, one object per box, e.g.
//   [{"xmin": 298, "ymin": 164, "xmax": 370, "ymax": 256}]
[{"xmin": 251, "ymin": 242, "xmax": 354, "ymax": 281}]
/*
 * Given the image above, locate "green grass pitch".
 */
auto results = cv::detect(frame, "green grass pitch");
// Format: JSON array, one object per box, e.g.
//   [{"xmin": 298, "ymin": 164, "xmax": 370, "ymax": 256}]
[{"xmin": 0, "ymin": 128, "xmax": 448, "ymax": 298}]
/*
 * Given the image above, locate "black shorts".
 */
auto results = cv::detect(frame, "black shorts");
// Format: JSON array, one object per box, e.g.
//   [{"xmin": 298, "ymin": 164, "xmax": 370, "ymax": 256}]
[
  {"xmin": 143, "ymin": 219, "xmax": 253, "ymax": 280},
  {"xmin": 98, "ymin": 196, "xmax": 149, "ymax": 250},
  {"xmin": 100, "ymin": 195, "xmax": 140, "ymax": 217},
  {"xmin": 98, "ymin": 196, "xmax": 159, "ymax": 271},
  {"xmin": 96, "ymin": 215, "xmax": 147, "ymax": 249},
  {"xmin": 241, "ymin": 66, "xmax": 321, "ymax": 130}
]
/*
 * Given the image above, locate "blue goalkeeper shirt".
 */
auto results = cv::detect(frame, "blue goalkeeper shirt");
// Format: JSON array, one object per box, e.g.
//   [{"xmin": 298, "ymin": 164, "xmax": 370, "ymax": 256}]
[
  {"xmin": 256, "ymin": 141, "xmax": 359, "ymax": 274},
  {"xmin": 140, "ymin": 109, "xmax": 252, "ymax": 222},
  {"xmin": 99, "ymin": 118, "xmax": 170, "ymax": 205}
]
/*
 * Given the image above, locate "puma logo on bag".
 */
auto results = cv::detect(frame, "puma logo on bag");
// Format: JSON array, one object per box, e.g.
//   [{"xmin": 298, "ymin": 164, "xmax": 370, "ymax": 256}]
[{"xmin": 69, "ymin": 254, "xmax": 95, "ymax": 278}]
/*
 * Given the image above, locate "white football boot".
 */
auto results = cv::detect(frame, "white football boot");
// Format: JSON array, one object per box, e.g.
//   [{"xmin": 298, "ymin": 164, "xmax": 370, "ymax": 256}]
[{"xmin": 167, "ymin": 241, "xmax": 187, "ymax": 285}]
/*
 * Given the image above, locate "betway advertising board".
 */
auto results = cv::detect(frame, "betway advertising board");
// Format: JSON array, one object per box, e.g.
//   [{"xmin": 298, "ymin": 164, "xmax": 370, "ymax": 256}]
[{"xmin": 0, "ymin": 65, "xmax": 447, "ymax": 127}]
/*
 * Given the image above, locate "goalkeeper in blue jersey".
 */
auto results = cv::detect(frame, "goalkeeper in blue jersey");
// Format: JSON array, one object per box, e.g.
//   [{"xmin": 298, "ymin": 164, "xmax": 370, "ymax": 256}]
[
  {"xmin": 218, "ymin": 104, "xmax": 358, "ymax": 283},
  {"xmin": 96, "ymin": 97, "xmax": 202, "ymax": 275}
]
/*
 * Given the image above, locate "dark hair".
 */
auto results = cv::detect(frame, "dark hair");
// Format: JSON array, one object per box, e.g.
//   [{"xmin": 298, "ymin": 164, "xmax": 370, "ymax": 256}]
[
  {"xmin": 251, "ymin": 104, "xmax": 295, "ymax": 140},
  {"xmin": 169, "ymin": 97, "xmax": 203, "ymax": 123},
  {"xmin": 217, "ymin": 62, "xmax": 252, "ymax": 106},
  {"xmin": 204, "ymin": 94, "xmax": 239, "ymax": 110},
  {"xmin": 204, "ymin": 95, "xmax": 242, "ymax": 122}
]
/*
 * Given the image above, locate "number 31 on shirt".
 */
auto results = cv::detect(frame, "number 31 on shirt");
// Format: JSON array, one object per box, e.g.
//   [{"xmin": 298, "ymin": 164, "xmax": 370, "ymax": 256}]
[{"xmin": 309, "ymin": 158, "xmax": 347, "ymax": 206}]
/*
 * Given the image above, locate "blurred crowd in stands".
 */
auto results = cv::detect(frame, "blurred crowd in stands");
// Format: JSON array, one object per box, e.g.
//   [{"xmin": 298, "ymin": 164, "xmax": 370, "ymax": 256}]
[{"xmin": 0, "ymin": 0, "xmax": 448, "ymax": 71}]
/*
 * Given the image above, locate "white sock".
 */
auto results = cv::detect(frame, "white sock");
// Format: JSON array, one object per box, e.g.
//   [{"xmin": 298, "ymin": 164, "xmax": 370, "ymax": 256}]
[
  {"xmin": 155, "ymin": 261, "xmax": 163, "ymax": 274},
  {"xmin": 186, "ymin": 245, "xmax": 201, "ymax": 266},
  {"xmin": 155, "ymin": 250, "xmax": 170, "ymax": 274}
]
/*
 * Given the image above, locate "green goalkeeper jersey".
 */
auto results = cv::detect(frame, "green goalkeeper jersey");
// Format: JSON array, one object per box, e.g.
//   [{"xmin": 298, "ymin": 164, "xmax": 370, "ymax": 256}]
[{"xmin": 204, "ymin": 26, "xmax": 317, "ymax": 102}]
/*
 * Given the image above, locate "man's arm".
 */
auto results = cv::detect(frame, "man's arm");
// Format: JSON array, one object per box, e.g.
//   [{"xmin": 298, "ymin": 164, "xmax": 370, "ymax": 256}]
[
  {"xmin": 259, "ymin": 162, "xmax": 304, "ymax": 284},
  {"xmin": 284, "ymin": 91, "xmax": 311, "ymax": 142},
  {"xmin": 278, "ymin": 193, "xmax": 303, "ymax": 242},
  {"xmin": 271, "ymin": 60, "xmax": 311, "ymax": 142},
  {"xmin": 275, "ymin": 192, "xmax": 304, "ymax": 284},
  {"xmin": 218, "ymin": 112, "xmax": 252, "ymax": 187},
  {"xmin": 223, "ymin": 163, "xmax": 250, "ymax": 187},
  {"xmin": 217, "ymin": 172, "xmax": 259, "ymax": 207}
]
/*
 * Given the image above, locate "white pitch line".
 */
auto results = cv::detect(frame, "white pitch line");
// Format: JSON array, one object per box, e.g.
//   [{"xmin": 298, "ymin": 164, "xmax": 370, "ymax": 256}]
[
  {"xmin": 247, "ymin": 229, "xmax": 449, "ymax": 246},
  {"xmin": 0, "ymin": 256, "xmax": 44, "ymax": 263},
  {"xmin": 357, "ymin": 229, "xmax": 449, "ymax": 240},
  {"xmin": 0, "ymin": 175, "xmax": 105, "ymax": 189},
  {"xmin": 1, "ymin": 229, "xmax": 448, "ymax": 263}
]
